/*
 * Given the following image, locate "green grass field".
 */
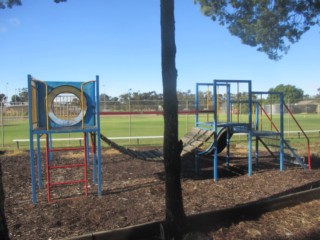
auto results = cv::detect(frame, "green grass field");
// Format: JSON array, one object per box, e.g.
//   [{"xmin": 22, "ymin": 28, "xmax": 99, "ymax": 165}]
[{"xmin": 1, "ymin": 113, "xmax": 319, "ymax": 149}]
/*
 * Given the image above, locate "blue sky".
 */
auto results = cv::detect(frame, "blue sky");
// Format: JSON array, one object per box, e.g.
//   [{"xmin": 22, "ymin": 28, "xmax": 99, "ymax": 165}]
[{"xmin": 0, "ymin": 0, "xmax": 319, "ymax": 99}]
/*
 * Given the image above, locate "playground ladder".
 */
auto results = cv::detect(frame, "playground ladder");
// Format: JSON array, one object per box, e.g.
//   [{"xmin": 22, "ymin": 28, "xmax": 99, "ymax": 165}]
[{"xmin": 45, "ymin": 133, "xmax": 88, "ymax": 202}]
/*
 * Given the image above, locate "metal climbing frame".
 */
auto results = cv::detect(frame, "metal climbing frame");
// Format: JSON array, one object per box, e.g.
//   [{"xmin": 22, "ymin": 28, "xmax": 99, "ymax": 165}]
[
  {"xmin": 195, "ymin": 80, "xmax": 254, "ymax": 180},
  {"xmin": 252, "ymin": 91, "xmax": 285, "ymax": 172},
  {"xmin": 212, "ymin": 80, "xmax": 253, "ymax": 181},
  {"xmin": 28, "ymin": 75, "xmax": 102, "ymax": 204},
  {"xmin": 195, "ymin": 79, "xmax": 308, "ymax": 181}
]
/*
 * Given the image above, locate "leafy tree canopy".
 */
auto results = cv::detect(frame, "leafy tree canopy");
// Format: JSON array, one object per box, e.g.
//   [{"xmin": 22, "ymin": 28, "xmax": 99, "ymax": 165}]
[
  {"xmin": 0, "ymin": 0, "xmax": 21, "ymax": 8},
  {"xmin": 0, "ymin": 94, "xmax": 7, "ymax": 106},
  {"xmin": 0, "ymin": 0, "xmax": 66, "ymax": 8},
  {"xmin": 268, "ymin": 84, "xmax": 304, "ymax": 103},
  {"xmin": 194, "ymin": 0, "xmax": 320, "ymax": 60}
]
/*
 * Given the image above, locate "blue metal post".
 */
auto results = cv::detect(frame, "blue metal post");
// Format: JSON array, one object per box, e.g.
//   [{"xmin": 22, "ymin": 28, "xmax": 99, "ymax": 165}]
[
  {"xmin": 213, "ymin": 80, "xmax": 218, "ymax": 181},
  {"xmin": 226, "ymin": 83, "xmax": 231, "ymax": 123},
  {"xmin": 280, "ymin": 93, "xmax": 284, "ymax": 171},
  {"xmin": 36, "ymin": 134, "xmax": 43, "ymax": 189},
  {"xmin": 91, "ymin": 133, "xmax": 98, "ymax": 185},
  {"xmin": 226, "ymin": 128, "xmax": 230, "ymax": 168},
  {"xmin": 49, "ymin": 133, "xmax": 53, "ymax": 163},
  {"xmin": 90, "ymin": 133, "xmax": 96, "ymax": 184},
  {"xmin": 96, "ymin": 75, "xmax": 102, "ymax": 195},
  {"xmin": 255, "ymin": 102, "xmax": 259, "ymax": 166},
  {"xmin": 226, "ymin": 83, "xmax": 230, "ymax": 168},
  {"xmin": 248, "ymin": 81, "xmax": 253, "ymax": 176},
  {"xmin": 255, "ymin": 102, "xmax": 259, "ymax": 131},
  {"xmin": 195, "ymin": 83, "xmax": 199, "ymax": 128},
  {"xmin": 28, "ymin": 75, "xmax": 37, "ymax": 204}
]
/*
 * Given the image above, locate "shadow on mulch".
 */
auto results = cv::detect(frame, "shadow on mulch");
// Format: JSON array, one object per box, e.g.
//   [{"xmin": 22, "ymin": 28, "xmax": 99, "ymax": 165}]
[
  {"xmin": 102, "ymin": 181, "xmax": 163, "ymax": 195},
  {"xmin": 151, "ymin": 150, "xmax": 309, "ymax": 182},
  {"xmin": 310, "ymin": 154, "xmax": 320, "ymax": 169},
  {"xmin": 179, "ymin": 153, "xmax": 287, "ymax": 181}
]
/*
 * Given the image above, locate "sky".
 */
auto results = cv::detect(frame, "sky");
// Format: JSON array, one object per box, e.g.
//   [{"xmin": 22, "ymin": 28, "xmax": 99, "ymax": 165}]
[{"xmin": 0, "ymin": 0, "xmax": 319, "ymax": 100}]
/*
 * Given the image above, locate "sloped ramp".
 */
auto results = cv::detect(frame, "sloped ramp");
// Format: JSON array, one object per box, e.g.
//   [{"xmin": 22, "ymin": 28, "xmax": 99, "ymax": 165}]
[
  {"xmin": 180, "ymin": 128, "xmax": 214, "ymax": 156},
  {"xmin": 100, "ymin": 128, "xmax": 214, "ymax": 161},
  {"xmin": 198, "ymin": 127, "xmax": 234, "ymax": 156}
]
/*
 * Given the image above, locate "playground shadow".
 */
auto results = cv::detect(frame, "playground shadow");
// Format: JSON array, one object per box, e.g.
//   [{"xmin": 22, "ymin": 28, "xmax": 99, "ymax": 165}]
[
  {"xmin": 101, "ymin": 150, "xmax": 318, "ymax": 195},
  {"xmin": 310, "ymin": 154, "xmax": 320, "ymax": 169},
  {"xmin": 180, "ymin": 154, "xmax": 285, "ymax": 181},
  {"xmin": 102, "ymin": 181, "xmax": 163, "ymax": 196}
]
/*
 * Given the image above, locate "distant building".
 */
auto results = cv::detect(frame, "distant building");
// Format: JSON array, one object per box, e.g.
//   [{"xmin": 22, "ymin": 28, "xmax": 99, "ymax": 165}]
[
  {"xmin": 263, "ymin": 100, "xmax": 319, "ymax": 114},
  {"xmin": 293, "ymin": 100, "xmax": 318, "ymax": 114}
]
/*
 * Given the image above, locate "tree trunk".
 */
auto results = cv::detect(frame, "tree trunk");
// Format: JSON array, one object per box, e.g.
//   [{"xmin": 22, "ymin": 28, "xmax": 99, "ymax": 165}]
[
  {"xmin": 0, "ymin": 161, "xmax": 9, "ymax": 240},
  {"xmin": 160, "ymin": 0, "xmax": 186, "ymax": 239}
]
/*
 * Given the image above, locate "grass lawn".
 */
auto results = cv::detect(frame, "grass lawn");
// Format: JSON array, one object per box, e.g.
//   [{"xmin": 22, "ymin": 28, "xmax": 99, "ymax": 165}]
[{"xmin": 1, "ymin": 113, "xmax": 319, "ymax": 149}]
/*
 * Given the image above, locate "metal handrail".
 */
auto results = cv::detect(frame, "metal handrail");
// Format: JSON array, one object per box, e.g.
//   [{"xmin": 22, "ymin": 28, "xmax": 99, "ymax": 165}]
[
  {"xmin": 284, "ymin": 103, "xmax": 311, "ymax": 170},
  {"xmin": 257, "ymin": 102, "xmax": 310, "ymax": 170},
  {"xmin": 257, "ymin": 102, "xmax": 279, "ymax": 132}
]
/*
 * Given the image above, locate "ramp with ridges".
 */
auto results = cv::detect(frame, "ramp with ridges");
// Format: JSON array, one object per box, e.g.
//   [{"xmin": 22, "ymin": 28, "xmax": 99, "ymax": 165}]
[{"xmin": 100, "ymin": 128, "xmax": 214, "ymax": 161}]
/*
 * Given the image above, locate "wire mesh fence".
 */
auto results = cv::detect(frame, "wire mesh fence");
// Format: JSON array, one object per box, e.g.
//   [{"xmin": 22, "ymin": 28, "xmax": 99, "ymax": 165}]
[
  {"xmin": 1, "ymin": 97, "xmax": 320, "ymax": 148},
  {"xmin": 1, "ymin": 96, "xmax": 320, "ymax": 117}
]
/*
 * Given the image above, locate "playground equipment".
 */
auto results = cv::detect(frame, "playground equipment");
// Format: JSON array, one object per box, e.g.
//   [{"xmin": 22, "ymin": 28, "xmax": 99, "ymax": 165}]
[
  {"xmin": 28, "ymin": 75, "xmax": 102, "ymax": 204},
  {"xmin": 99, "ymin": 79, "xmax": 310, "ymax": 183},
  {"xmin": 100, "ymin": 126, "xmax": 236, "ymax": 164},
  {"xmin": 100, "ymin": 127, "xmax": 215, "ymax": 161},
  {"xmin": 195, "ymin": 80, "xmax": 311, "ymax": 181}
]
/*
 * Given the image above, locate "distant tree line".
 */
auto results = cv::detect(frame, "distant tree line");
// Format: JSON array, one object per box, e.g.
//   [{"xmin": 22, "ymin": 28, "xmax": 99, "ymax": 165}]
[
  {"xmin": 0, "ymin": 84, "xmax": 318, "ymax": 108},
  {"xmin": 0, "ymin": 88, "xmax": 28, "ymax": 105}
]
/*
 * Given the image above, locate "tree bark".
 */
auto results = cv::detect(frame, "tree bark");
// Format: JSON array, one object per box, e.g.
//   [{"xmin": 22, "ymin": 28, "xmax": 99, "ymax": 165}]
[
  {"xmin": 0, "ymin": 161, "xmax": 9, "ymax": 240},
  {"xmin": 160, "ymin": 0, "xmax": 186, "ymax": 239}
]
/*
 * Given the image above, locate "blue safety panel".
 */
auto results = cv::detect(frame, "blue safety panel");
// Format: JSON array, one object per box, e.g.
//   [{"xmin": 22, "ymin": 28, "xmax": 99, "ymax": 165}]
[{"xmin": 34, "ymin": 81, "xmax": 96, "ymax": 128}]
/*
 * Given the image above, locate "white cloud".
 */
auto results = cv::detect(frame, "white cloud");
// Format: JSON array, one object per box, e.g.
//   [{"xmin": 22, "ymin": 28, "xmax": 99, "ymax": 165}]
[
  {"xmin": 8, "ymin": 18, "xmax": 20, "ymax": 27},
  {"xmin": 0, "ymin": 18, "xmax": 20, "ymax": 34},
  {"xmin": 0, "ymin": 26, "xmax": 7, "ymax": 33}
]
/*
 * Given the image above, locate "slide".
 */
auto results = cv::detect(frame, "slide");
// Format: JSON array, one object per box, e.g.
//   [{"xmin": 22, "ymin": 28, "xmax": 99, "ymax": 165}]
[{"xmin": 198, "ymin": 127, "xmax": 233, "ymax": 156}]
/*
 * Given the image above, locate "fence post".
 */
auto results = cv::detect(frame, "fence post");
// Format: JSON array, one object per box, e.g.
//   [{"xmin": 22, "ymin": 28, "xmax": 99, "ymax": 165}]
[{"xmin": 1, "ymin": 104, "xmax": 3, "ymax": 148}]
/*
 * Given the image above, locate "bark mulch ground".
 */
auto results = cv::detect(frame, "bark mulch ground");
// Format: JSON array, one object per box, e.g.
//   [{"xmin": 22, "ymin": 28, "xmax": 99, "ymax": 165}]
[{"xmin": 2, "ymin": 146, "xmax": 320, "ymax": 240}]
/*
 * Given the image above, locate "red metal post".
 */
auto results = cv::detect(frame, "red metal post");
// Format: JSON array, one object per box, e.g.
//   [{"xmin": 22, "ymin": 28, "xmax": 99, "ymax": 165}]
[{"xmin": 83, "ymin": 132, "xmax": 88, "ymax": 196}]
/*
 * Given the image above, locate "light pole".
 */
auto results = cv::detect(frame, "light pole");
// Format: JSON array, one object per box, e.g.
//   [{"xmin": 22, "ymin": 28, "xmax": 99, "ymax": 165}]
[
  {"xmin": 1, "ymin": 99, "xmax": 3, "ymax": 147},
  {"xmin": 103, "ymin": 84, "xmax": 107, "ymax": 111},
  {"xmin": 128, "ymin": 89, "xmax": 132, "ymax": 144},
  {"xmin": 2, "ymin": 83, "xmax": 8, "ymax": 147},
  {"xmin": 6, "ymin": 83, "xmax": 8, "ymax": 105}
]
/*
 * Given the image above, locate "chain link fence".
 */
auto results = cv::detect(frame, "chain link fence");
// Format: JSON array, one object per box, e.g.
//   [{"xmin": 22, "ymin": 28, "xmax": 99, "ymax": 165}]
[
  {"xmin": 1, "ymin": 97, "xmax": 320, "ymax": 147},
  {"xmin": 1, "ymin": 97, "xmax": 320, "ymax": 117}
]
